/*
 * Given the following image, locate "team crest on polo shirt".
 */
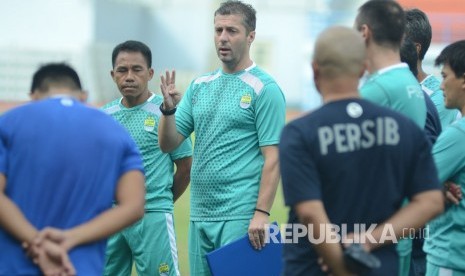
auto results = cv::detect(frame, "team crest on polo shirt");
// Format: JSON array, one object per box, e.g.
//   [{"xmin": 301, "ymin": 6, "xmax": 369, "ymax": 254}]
[
  {"xmin": 346, "ymin": 102, "xmax": 363, "ymax": 118},
  {"xmin": 144, "ymin": 116, "xmax": 156, "ymax": 132},
  {"xmin": 158, "ymin": 263, "xmax": 169, "ymax": 276},
  {"xmin": 240, "ymin": 93, "xmax": 252, "ymax": 109}
]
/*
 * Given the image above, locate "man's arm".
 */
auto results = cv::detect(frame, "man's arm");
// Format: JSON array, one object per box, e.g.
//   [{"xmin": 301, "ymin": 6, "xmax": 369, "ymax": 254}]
[
  {"xmin": 0, "ymin": 174, "xmax": 75, "ymax": 275},
  {"xmin": 0, "ymin": 174, "xmax": 37, "ymax": 244},
  {"xmin": 172, "ymin": 157, "xmax": 192, "ymax": 202},
  {"xmin": 158, "ymin": 115, "xmax": 186, "ymax": 153},
  {"xmin": 295, "ymin": 200, "xmax": 352, "ymax": 276},
  {"xmin": 363, "ymin": 190, "xmax": 443, "ymax": 252},
  {"xmin": 37, "ymin": 170, "xmax": 145, "ymax": 251},
  {"xmin": 295, "ymin": 191, "xmax": 443, "ymax": 275},
  {"xmin": 158, "ymin": 70, "xmax": 186, "ymax": 153},
  {"xmin": 248, "ymin": 145, "xmax": 280, "ymax": 250}
]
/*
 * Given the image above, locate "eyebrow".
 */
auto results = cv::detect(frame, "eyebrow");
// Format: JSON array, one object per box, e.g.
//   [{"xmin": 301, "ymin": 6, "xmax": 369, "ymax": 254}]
[{"xmin": 116, "ymin": 64, "xmax": 145, "ymax": 69}]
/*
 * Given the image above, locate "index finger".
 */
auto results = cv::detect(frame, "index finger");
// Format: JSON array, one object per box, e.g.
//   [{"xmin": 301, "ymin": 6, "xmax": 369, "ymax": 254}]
[
  {"xmin": 170, "ymin": 70, "xmax": 176, "ymax": 85},
  {"xmin": 248, "ymin": 230, "xmax": 260, "ymax": 250},
  {"xmin": 445, "ymin": 191, "xmax": 460, "ymax": 205}
]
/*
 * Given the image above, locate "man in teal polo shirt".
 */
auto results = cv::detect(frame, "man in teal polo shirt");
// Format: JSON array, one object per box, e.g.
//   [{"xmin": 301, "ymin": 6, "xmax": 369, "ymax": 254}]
[
  {"xmin": 158, "ymin": 1, "xmax": 286, "ymax": 275},
  {"xmin": 424, "ymin": 40, "xmax": 465, "ymax": 276}
]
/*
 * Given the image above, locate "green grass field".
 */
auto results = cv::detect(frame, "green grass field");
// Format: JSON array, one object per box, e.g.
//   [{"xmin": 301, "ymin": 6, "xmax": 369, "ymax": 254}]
[{"xmin": 170, "ymin": 184, "xmax": 289, "ymax": 276}]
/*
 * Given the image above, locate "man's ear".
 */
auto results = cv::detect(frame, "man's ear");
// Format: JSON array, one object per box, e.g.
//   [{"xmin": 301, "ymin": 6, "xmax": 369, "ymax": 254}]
[
  {"xmin": 78, "ymin": 90, "xmax": 89, "ymax": 103},
  {"xmin": 312, "ymin": 61, "xmax": 319, "ymax": 80},
  {"xmin": 359, "ymin": 24, "xmax": 371, "ymax": 44},
  {"xmin": 312, "ymin": 61, "xmax": 321, "ymax": 93},
  {"xmin": 460, "ymin": 73, "xmax": 465, "ymax": 91},
  {"xmin": 29, "ymin": 90, "xmax": 42, "ymax": 101},
  {"xmin": 247, "ymin": 31, "xmax": 256, "ymax": 46},
  {"xmin": 415, "ymin": 42, "xmax": 422, "ymax": 58}
]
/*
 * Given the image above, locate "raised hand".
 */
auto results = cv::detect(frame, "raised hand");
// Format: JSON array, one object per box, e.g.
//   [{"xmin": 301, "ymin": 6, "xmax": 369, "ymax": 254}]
[{"xmin": 160, "ymin": 70, "xmax": 181, "ymax": 110}]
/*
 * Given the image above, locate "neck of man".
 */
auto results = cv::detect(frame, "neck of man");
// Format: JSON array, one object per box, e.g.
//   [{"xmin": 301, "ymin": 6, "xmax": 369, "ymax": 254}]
[
  {"xmin": 320, "ymin": 76, "xmax": 361, "ymax": 103},
  {"xmin": 123, "ymin": 91, "xmax": 151, "ymax": 108},
  {"xmin": 366, "ymin": 44, "xmax": 401, "ymax": 74},
  {"xmin": 222, "ymin": 58, "xmax": 253, "ymax": 74},
  {"xmin": 416, "ymin": 61, "xmax": 429, "ymax": 82}
]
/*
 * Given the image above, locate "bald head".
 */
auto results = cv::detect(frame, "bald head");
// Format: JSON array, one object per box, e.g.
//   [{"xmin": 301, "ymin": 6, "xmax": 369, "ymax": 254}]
[{"xmin": 313, "ymin": 26, "xmax": 366, "ymax": 79}]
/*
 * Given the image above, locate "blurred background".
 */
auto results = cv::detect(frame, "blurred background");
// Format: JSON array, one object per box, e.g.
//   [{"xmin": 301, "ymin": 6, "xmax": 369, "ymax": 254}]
[
  {"xmin": 1, "ymin": 0, "xmax": 463, "ymax": 275},
  {"xmin": 1, "ymin": 0, "xmax": 463, "ymax": 114}
]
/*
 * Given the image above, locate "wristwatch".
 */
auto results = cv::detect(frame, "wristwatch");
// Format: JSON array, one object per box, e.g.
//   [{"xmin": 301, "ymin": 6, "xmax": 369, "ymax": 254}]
[{"xmin": 159, "ymin": 103, "xmax": 177, "ymax": 116}]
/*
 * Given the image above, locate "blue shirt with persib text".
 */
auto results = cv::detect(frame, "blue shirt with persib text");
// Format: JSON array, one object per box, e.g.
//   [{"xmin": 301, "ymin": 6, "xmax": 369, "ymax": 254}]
[{"xmin": 280, "ymin": 98, "xmax": 440, "ymax": 276}]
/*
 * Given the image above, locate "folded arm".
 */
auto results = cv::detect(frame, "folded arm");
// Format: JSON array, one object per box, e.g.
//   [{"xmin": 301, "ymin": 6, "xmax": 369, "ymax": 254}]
[
  {"xmin": 295, "ymin": 200, "xmax": 352, "ymax": 276},
  {"xmin": 0, "ymin": 174, "xmax": 75, "ymax": 274},
  {"xmin": 49, "ymin": 170, "xmax": 146, "ymax": 251},
  {"xmin": 363, "ymin": 189, "xmax": 443, "ymax": 252},
  {"xmin": 0, "ymin": 174, "xmax": 37, "ymax": 245}
]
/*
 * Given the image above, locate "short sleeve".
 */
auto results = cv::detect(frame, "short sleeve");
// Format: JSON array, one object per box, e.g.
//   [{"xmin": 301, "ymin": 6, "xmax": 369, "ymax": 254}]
[
  {"xmin": 176, "ymin": 82, "xmax": 195, "ymax": 139},
  {"xmin": 255, "ymin": 82, "xmax": 286, "ymax": 146},
  {"xmin": 280, "ymin": 122, "xmax": 322, "ymax": 206},
  {"xmin": 119, "ymin": 131, "xmax": 145, "ymax": 176},
  {"xmin": 170, "ymin": 135, "xmax": 193, "ymax": 161}
]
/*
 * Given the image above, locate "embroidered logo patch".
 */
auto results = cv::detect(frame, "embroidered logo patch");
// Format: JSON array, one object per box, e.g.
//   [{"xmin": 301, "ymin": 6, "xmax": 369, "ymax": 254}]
[
  {"xmin": 144, "ymin": 116, "xmax": 156, "ymax": 131},
  {"xmin": 346, "ymin": 102, "xmax": 363, "ymax": 118},
  {"xmin": 158, "ymin": 263, "xmax": 170, "ymax": 276},
  {"xmin": 240, "ymin": 93, "xmax": 252, "ymax": 109}
]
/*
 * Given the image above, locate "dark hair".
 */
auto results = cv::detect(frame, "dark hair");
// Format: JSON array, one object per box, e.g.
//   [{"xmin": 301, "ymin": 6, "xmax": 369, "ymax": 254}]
[
  {"xmin": 111, "ymin": 40, "xmax": 152, "ymax": 68},
  {"xmin": 435, "ymin": 40, "xmax": 465, "ymax": 78},
  {"xmin": 214, "ymin": 0, "xmax": 256, "ymax": 33},
  {"xmin": 400, "ymin": 38, "xmax": 419, "ymax": 77},
  {"xmin": 405, "ymin": 8, "xmax": 432, "ymax": 61},
  {"xmin": 356, "ymin": 0, "xmax": 405, "ymax": 49},
  {"xmin": 30, "ymin": 63, "xmax": 82, "ymax": 93}
]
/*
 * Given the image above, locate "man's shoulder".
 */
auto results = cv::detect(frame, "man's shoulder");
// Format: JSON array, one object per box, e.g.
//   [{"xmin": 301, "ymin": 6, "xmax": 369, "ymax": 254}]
[
  {"xmin": 148, "ymin": 94, "xmax": 163, "ymax": 104},
  {"xmin": 434, "ymin": 118, "xmax": 465, "ymax": 154},
  {"xmin": 421, "ymin": 75, "xmax": 441, "ymax": 95},
  {"xmin": 372, "ymin": 70, "xmax": 418, "ymax": 89},
  {"xmin": 247, "ymin": 65, "xmax": 278, "ymax": 85},
  {"xmin": 101, "ymin": 98, "xmax": 121, "ymax": 113},
  {"xmin": 446, "ymin": 117, "xmax": 465, "ymax": 135},
  {"xmin": 192, "ymin": 69, "xmax": 222, "ymax": 85},
  {"xmin": 141, "ymin": 95, "xmax": 163, "ymax": 116},
  {"xmin": 241, "ymin": 66, "xmax": 283, "ymax": 99},
  {"xmin": 315, "ymin": 99, "xmax": 420, "ymax": 127}
]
